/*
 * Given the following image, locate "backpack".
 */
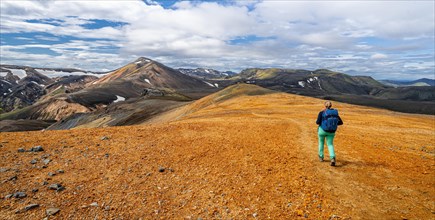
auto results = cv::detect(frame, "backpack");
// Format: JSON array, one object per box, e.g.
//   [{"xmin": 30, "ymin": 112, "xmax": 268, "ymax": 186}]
[{"xmin": 321, "ymin": 109, "xmax": 339, "ymax": 132}]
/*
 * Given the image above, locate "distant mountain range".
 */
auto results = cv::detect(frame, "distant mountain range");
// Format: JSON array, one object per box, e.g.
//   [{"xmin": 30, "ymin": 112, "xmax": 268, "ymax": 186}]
[
  {"xmin": 178, "ymin": 68, "xmax": 237, "ymax": 79},
  {"xmin": 1, "ymin": 57, "xmax": 434, "ymax": 131},
  {"xmin": 379, "ymin": 78, "xmax": 435, "ymax": 87}
]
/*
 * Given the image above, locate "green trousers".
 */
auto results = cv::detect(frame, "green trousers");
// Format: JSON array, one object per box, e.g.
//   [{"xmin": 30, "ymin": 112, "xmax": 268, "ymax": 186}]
[{"xmin": 318, "ymin": 126, "xmax": 336, "ymax": 159}]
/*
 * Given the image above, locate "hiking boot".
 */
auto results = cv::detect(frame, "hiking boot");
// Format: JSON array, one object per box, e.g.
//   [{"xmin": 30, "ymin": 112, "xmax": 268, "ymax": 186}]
[
  {"xmin": 319, "ymin": 156, "xmax": 324, "ymax": 162},
  {"xmin": 330, "ymin": 158, "xmax": 336, "ymax": 166}
]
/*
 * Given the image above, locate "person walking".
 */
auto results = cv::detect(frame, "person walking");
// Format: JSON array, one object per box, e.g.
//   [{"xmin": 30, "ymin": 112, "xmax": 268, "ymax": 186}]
[{"xmin": 316, "ymin": 101, "xmax": 343, "ymax": 166}]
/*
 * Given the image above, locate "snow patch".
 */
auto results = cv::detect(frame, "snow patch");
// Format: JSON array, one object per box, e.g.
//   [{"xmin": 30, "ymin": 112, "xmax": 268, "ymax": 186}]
[
  {"xmin": 214, "ymin": 83, "xmax": 219, "ymax": 88},
  {"xmin": 3, "ymin": 68, "xmax": 26, "ymax": 78},
  {"xmin": 1, "ymin": 80, "xmax": 12, "ymax": 85},
  {"xmin": 31, "ymin": 81, "xmax": 45, "ymax": 87},
  {"xmin": 0, "ymin": 71, "xmax": 9, "ymax": 77},
  {"xmin": 8, "ymin": 88, "xmax": 12, "ymax": 92},
  {"xmin": 113, "ymin": 95, "xmax": 125, "ymax": 103},
  {"xmin": 205, "ymin": 69, "xmax": 210, "ymax": 73},
  {"xmin": 298, "ymin": 81, "xmax": 305, "ymax": 87},
  {"xmin": 35, "ymin": 69, "xmax": 106, "ymax": 78},
  {"xmin": 203, "ymin": 81, "xmax": 215, "ymax": 87},
  {"xmin": 144, "ymin": 79, "xmax": 152, "ymax": 85}
]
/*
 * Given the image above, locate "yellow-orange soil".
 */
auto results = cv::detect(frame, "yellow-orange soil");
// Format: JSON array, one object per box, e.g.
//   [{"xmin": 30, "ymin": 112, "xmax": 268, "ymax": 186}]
[{"xmin": 1, "ymin": 84, "xmax": 434, "ymax": 219}]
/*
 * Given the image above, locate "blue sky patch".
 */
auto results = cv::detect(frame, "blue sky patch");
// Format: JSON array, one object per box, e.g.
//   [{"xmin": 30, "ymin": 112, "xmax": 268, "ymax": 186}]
[
  {"xmin": 229, "ymin": 35, "xmax": 276, "ymax": 45},
  {"xmin": 81, "ymin": 19, "xmax": 129, "ymax": 29}
]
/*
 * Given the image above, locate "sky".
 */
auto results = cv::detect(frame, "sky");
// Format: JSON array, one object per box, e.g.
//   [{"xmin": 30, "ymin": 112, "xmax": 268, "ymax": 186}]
[{"xmin": 0, "ymin": 0, "xmax": 434, "ymax": 80}]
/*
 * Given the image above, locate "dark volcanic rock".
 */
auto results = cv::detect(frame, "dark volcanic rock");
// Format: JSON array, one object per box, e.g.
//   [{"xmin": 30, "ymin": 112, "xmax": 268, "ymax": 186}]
[
  {"xmin": 12, "ymin": 192, "xmax": 27, "ymax": 198},
  {"xmin": 30, "ymin": 146, "xmax": 44, "ymax": 152},
  {"xmin": 24, "ymin": 204, "xmax": 40, "ymax": 211},
  {"xmin": 48, "ymin": 183, "xmax": 65, "ymax": 192}
]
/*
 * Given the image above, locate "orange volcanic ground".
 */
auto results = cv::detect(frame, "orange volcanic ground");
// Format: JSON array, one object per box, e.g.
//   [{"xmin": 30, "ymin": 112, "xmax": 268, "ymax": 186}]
[{"xmin": 1, "ymin": 84, "xmax": 434, "ymax": 219}]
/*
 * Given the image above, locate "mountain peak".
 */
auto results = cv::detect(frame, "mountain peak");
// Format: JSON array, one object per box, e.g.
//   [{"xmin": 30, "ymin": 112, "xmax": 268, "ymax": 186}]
[{"xmin": 133, "ymin": 57, "xmax": 154, "ymax": 64}]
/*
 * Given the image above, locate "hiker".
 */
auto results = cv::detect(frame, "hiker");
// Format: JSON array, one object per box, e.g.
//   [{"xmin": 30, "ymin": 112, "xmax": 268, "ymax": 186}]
[{"xmin": 316, "ymin": 101, "xmax": 343, "ymax": 166}]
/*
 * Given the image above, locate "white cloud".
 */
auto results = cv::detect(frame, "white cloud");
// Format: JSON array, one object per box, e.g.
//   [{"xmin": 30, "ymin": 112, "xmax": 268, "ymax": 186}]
[
  {"xmin": 371, "ymin": 53, "xmax": 388, "ymax": 59},
  {"xmin": 0, "ymin": 0, "xmax": 434, "ymax": 80}
]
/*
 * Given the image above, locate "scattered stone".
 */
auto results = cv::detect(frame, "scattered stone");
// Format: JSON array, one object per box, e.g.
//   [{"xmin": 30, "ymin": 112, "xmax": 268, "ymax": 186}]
[
  {"xmin": 42, "ymin": 165, "xmax": 48, "ymax": 169},
  {"xmin": 30, "ymin": 159, "xmax": 37, "ymax": 164},
  {"xmin": 30, "ymin": 146, "xmax": 44, "ymax": 152},
  {"xmin": 104, "ymin": 153, "xmax": 109, "ymax": 158},
  {"xmin": 32, "ymin": 188, "xmax": 38, "ymax": 193},
  {"xmin": 90, "ymin": 202, "xmax": 98, "ymax": 207},
  {"xmin": 41, "ymin": 154, "xmax": 50, "ymax": 159},
  {"xmin": 18, "ymin": 148, "xmax": 26, "ymax": 153},
  {"xmin": 101, "ymin": 136, "xmax": 109, "ymax": 140},
  {"xmin": 43, "ymin": 159, "xmax": 51, "ymax": 165},
  {"xmin": 48, "ymin": 183, "xmax": 65, "ymax": 192},
  {"xmin": 104, "ymin": 206, "xmax": 110, "ymax": 211},
  {"xmin": 5, "ymin": 194, "xmax": 13, "ymax": 199},
  {"xmin": 24, "ymin": 204, "xmax": 39, "ymax": 211},
  {"xmin": 304, "ymin": 213, "xmax": 309, "ymax": 218},
  {"xmin": 56, "ymin": 169, "xmax": 64, "ymax": 174},
  {"xmin": 168, "ymin": 168, "xmax": 175, "ymax": 172},
  {"xmin": 145, "ymin": 172, "xmax": 152, "ymax": 177},
  {"xmin": 42, "ymin": 181, "xmax": 49, "ymax": 185},
  {"xmin": 12, "ymin": 192, "xmax": 27, "ymax": 198},
  {"xmin": 287, "ymin": 202, "xmax": 292, "ymax": 207},
  {"xmin": 48, "ymin": 172, "xmax": 56, "ymax": 177},
  {"xmin": 8, "ymin": 175, "xmax": 17, "ymax": 181},
  {"xmin": 46, "ymin": 207, "xmax": 60, "ymax": 216},
  {"xmin": 253, "ymin": 212, "xmax": 258, "ymax": 218},
  {"xmin": 329, "ymin": 214, "xmax": 339, "ymax": 220},
  {"xmin": 0, "ymin": 167, "xmax": 10, "ymax": 172},
  {"xmin": 158, "ymin": 167, "xmax": 165, "ymax": 172}
]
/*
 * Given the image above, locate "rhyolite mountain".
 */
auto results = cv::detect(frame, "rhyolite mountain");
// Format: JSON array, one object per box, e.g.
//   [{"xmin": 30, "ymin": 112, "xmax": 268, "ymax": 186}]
[
  {"xmin": 0, "ymin": 57, "xmax": 220, "ymax": 131},
  {"xmin": 1, "ymin": 67, "xmax": 54, "ymax": 112},
  {"xmin": 1, "ymin": 57, "xmax": 434, "ymax": 132}
]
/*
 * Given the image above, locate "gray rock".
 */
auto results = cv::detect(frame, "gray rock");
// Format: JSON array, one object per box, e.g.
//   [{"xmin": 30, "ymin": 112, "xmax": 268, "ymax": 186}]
[
  {"xmin": 46, "ymin": 207, "xmax": 60, "ymax": 216},
  {"xmin": 13, "ymin": 192, "xmax": 27, "ymax": 198},
  {"xmin": 8, "ymin": 175, "xmax": 17, "ymax": 181},
  {"xmin": 30, "ymin": 159, "xmax": 37, "ymax": 164},
  {"xmin": 158, "ymin": 167, "xmax": 165, "ymax": 172},
  {"xmin": 24, "ymin": 204, "xmax": 39, "ymax": 211},
  {"xmin": 56, "ymin": 169, "xmax": 64, "ymax": 174},
  {"xmin": 48, "ymin": 172, "xmax": 56, "ymax": 177},
  {"xmin": 90, "ymin": 202, "xmax": 98, "ymax": 207},
  {"xmin": 104, "ymin": 206, "xmax": 110, "ymax": 211},
  {"xmin": 5, "ymin": 194, "xmax": 13, "ymax": 199},
  {"xmin": 42, "ymin": 181, "xmax": 49, "ymax": 185},
  {"xmin": 32, "ymin": 188, "xmax": 38, "ymax": 193},
  {"xmin": 30, "ymin": 146, "xmax": 44, "ymax": 152},
  {"xmin": 0, "ymin": 167, "xmax": 10, "ymax": 172},
  {"xmin": 101, "ymin": 136, "xmax": 109, "ymax": 140},
  {"xmin": 48, "ymin": 183, "xmax": 65, "ymax": 192},
  {"xmin": 41, "ymin": 154, "xmax": 50, "ymax": 159},
  {"xmin": 18, "ymin": 148, "xmax": 26, "ymax": 153},
  {"xmin": 253, "ymin": 213, "xmax": 258, "ymax": 218},
  {"xmin": 43, "ymin": 159, "xmax": 51, "ymax": 165}
]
